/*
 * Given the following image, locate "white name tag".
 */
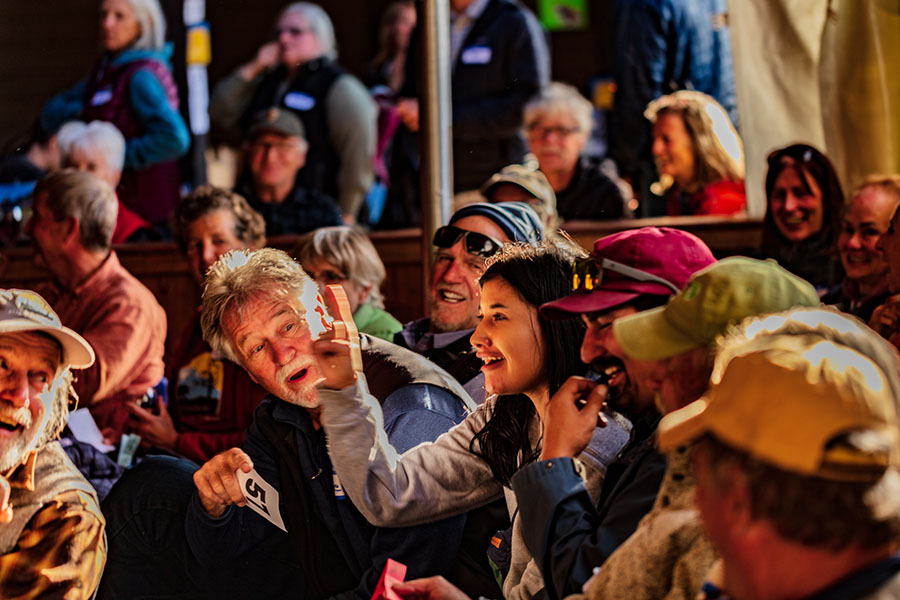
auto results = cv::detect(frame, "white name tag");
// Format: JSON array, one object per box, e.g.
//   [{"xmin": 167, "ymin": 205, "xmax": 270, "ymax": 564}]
[
  {"xmin": 332, "ymin": 468, "xmax": 346, "ymax": 499},
  {"xmin": 283, "ymin": 91, "xmax": 316, "ymax": 111},
  {"xmin": 460, "ymin": 46, "xmax": 492, "ymax": 65},
  {"xmin": 90, "ymin": 89, "xmax": 114, "ymax": 106},
  {"xmin": 236, "ymin": 467, "xmax": 287, "ymax": 532}
]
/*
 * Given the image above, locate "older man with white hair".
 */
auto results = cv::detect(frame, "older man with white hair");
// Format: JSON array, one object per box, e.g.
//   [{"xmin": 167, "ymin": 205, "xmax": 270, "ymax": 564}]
[
  {"xmin": 0, "ymin": 288, "xmax": 105, "ymax": 598},
  {"xmin": 57, "ymin": 119, "xmax": 155, "ymax": 242}
]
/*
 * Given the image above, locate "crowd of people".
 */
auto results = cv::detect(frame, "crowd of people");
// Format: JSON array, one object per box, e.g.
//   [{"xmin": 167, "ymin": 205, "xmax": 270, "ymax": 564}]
[{"xmin": 1, "ymin": 0, "xmax": 900, "ymax": 599}]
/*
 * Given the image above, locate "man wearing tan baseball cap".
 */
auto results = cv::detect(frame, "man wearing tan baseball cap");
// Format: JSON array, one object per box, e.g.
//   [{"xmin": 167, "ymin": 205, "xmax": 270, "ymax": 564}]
[
  {"xmin": 658, "ymin": 308, "xmax": 900, "ymax": 599},
  {"xmin": 0, "ymin": 288, "xmax": 105, "ymax": 598}
]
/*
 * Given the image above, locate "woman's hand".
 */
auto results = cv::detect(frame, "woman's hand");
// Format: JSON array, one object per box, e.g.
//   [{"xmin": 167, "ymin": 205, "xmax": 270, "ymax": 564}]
[
  {"xmin": 127, "ymin": 399, "xmax": 178, "ymax": 450},
  {"xmin": 541, "ymin": 376, "xmax": 608, "ymax": 460},
  {"xmin": 240, "ymin": 42, "xmax": 280, "ymax": 81},
  {"xmin": 313, "ymin": 285, "xmax": 363, "ymax": 390}
]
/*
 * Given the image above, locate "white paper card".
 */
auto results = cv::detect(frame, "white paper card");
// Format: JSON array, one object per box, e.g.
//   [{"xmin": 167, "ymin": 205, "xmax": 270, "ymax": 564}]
[
  {"xmin": 235, "ymin": 467, "xmax": 287, "ymax": 532},
  {"xmin": 460, "ymin": 46, "xmax": 492, "ymax": 65},
  {"xmin": 67, "ymin": 408, "xmax": 115, "ymax": 453}
]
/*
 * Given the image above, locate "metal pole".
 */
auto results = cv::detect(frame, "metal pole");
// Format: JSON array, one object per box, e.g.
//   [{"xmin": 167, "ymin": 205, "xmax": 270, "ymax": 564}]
[{"xmin": 418, "ymin": 0, "xmax": 454, "ymax": 315}]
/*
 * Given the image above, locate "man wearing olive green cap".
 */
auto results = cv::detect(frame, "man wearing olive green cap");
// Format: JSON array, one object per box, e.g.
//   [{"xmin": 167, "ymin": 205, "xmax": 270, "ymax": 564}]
[
  {"xmin": 580, "ymin": 257, "xmax": 820, "ymax": 600},
  {"xmin": 658, "ymin": 307, "xmax": 900, "ymax": 599}
]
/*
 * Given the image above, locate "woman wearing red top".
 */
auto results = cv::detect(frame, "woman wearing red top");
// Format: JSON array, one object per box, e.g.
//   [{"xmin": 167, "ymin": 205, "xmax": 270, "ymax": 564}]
[{"xmin": 645, "ymin": 90, "xmax": 745, "ymax": 216}]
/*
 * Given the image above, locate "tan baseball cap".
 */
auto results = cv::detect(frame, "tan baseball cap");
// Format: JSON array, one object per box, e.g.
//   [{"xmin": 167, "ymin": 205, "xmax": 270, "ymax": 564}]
[
  {"xmin": 0, "ymin": 289, "xmax": 95, "ymax": 369},
  {"xmin": 658, "ymin": 335, "xmax": 899, "ymax": 482}
]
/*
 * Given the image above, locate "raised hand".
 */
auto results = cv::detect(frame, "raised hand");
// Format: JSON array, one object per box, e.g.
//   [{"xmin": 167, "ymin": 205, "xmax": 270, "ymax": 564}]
[
  {"xmin": 313, "ymin": 284, "xmax": 362, "ymax": 390},
  {"xmin": 540, "ymin": 376, "xmax": 608, "ymax": 460}
]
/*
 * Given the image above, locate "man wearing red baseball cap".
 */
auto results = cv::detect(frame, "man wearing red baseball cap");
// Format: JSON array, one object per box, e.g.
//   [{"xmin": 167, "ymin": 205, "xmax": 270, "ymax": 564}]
[{"xmin": 510, "ymin": 226, "xmax": 716, "ymax": 600}]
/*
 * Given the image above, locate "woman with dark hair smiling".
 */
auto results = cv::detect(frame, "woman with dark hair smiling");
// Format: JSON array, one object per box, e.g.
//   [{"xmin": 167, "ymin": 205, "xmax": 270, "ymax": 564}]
[
  {"xmin": 760, "ymin": 143, "xmax": 845, "ymax": 293},
  {"xmin": 317, "ymin": 241, "xmax": 632, "ymax": 599}
]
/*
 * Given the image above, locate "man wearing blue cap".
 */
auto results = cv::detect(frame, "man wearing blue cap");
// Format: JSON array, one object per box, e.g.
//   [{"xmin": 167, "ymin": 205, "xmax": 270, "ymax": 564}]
[{"xmin": 394, "ymin": 201, "xmax": 543, "ymax": 405}]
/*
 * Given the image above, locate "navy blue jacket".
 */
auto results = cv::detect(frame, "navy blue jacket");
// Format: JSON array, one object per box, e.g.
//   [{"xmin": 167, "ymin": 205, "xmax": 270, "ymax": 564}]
[
  {"xmin": 185, "ymin": 384, "xmax": 469, "ymax": 599},
  {"xmin": 511, "ymin": 418, "xmax": 666, "ymax": 600}
]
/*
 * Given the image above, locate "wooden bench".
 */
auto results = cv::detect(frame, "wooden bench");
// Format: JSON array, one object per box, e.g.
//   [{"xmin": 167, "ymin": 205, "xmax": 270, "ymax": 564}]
[{"xmin": 0, "ymin": 216, "xmax": 762, "ymax": 364}]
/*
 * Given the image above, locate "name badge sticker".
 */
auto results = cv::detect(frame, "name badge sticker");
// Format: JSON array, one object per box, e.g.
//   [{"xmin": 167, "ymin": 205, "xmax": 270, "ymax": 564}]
[
  {"xmin": 283, "ymin": 91, "xmax": 316, "ymax": 111},
  {"xmin": 236, "ymin": 467, "xmax": 287, "ymax": 532},
  {"xmin": 90, "ymin": 89, "xmax": 114, "ymax": 106},
  {"xmin": 460, "ymin": 46, "xmax": 492, "ymax": 65},
  {"xmin": 333, "ymin": 468, "xmax": 346, "ymax": 499}
]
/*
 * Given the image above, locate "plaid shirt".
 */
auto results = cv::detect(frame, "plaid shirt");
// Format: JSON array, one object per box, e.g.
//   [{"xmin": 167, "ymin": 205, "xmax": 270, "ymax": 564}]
[{"xmin": 0, "ymin": 451, "xmax": 106, "ymax": 599}]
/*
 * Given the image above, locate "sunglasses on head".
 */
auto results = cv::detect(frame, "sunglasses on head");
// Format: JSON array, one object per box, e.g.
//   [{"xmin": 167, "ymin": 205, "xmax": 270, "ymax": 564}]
[
  {"xmin": 571, "ymin": 256, "xmax": 680, "ymax": 294},
  {"xmin": 433, "ymin": 225, "xmax": 503, "ymax": 258}
]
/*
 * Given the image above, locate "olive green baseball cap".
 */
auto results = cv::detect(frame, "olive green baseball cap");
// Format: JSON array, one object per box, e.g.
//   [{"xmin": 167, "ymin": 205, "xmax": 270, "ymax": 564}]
[{"xmin": 613, "ymin": 257, "xmax": 820, "ymax": 360}]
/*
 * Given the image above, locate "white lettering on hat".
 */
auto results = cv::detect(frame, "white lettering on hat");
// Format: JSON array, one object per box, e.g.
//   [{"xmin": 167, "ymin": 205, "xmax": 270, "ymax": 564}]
[
  {"xmin": 283, "ymin": 92, "xmax": 316, "ymax": 111},
  {"xmin": 89, "ymin": 89, "xmax": 113, "ymax": 107}
]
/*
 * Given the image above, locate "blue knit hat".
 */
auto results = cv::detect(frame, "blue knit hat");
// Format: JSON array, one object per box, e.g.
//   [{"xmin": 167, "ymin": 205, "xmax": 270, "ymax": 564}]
[{"xmin": 448, "ymin": 202, "xmax": 543, "ymax": 244}]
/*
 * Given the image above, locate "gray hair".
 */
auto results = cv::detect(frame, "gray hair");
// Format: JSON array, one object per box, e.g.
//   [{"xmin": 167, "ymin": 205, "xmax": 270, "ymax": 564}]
[
  {"xmin": 280, "ymin": 2, "xmax": 337, "ymax": 60},
  {"xmin": 127, "ymin": 0, "xmax": 167, "ymax": 51},
  {"xmin": 33, "ymin": 169, "xmax": 118, "ymax": 251},
  {"xmin": 57, "ymin": 120, "xmax": 126, "ymax": 173},
  {"xmin": 524, "ymin": 82, "xmax": 594, "ymax": 137},
  {"xmin": 200, "ymin": 247, "xmax": 323, "ymax": 362},
  {"xmin": 296, "ymin": 226, "xmax": 387, "ymax": 309}
]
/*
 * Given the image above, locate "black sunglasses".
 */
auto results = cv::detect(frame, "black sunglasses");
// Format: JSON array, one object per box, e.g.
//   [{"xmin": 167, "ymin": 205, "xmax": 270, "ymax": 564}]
[
  {"xmin": 433, "ymin": 225, "xmax": 503, "ymax": 259},
  {"xmin": 571, "ymin": 256, "xmax": 680, "ymax": 294}
]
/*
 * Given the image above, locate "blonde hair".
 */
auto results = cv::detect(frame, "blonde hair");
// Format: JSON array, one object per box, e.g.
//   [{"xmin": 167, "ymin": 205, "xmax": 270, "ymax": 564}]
[
  {"xmin": 200, "ymin": 248, "xmax": 321, "ymax": 362},
  {"xmin": 645, "ymin": 90, "xmax": 744, "ymax": 193},
  {"xmin": 33, "ymin": 169, "xmax": 117, "ymax": 251},
  {"xmin": 296, "ymin": 226, "xmax": 387, "ymax": 309},
  {"xmin": 851, "ymin": 174, "xmax": 900, "ymax": 205}
]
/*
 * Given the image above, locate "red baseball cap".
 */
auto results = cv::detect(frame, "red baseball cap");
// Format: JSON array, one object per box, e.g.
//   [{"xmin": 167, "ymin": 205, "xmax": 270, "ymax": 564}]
[{"xmin": 540, "ymin": 227, "xmax": 716, "ymax": 319}]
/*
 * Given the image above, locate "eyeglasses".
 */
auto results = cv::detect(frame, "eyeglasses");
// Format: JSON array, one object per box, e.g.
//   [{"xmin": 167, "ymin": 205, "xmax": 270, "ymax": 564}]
[
  {"xmin": 526, "ymin": 124, "xmax": 582, "ymax": 139},
  {"xmin": 433, "ymin": 225, "xmax": 503, "ymax": 259},
  {"xmin": 307, "ymin": 268, "xmax": 347, "ymax": 286},
  {"xmin": 571, "ymin": 256, "xmax": 680, "ymax": 294},
  {"xmin": 275, "ymin": 26, "xmax": 311, "ymax": 38},
  {"xmin": 248, "ymin": 140, "xmax": 298, "ymax": 154}
]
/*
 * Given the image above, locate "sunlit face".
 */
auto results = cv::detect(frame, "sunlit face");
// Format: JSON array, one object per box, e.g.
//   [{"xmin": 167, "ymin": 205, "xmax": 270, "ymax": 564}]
[
  {"xmin": 878, "ymin": 205, "xmax": 900, "ymax": 293},
  {"xmin": 100, "ymin": 0, "xmax": 142, "ymax": 54},
  {"xmin": 185, "ymin": 210, "xmax": 249, "ymax": 284},
  {"xmin": 840, "ymin": 187, "xmax": 899, "ymax": 288},
  {"xmin": 525, "ymin": 114, "xmax": 588, "ymax": 180},
  {"xmin": 66, "ymin": 148, "xmax": 120, "ymax": 189},
  {"xmin": 224, "ymin": 293, "xmax": 326, "ymax": 409},
  {"xmin": 580, "ymin": 305, "xmax": 656, "ymax": 417},
  {"xmin": 25, "ymin": 194, "xmax": 67, "ymax": 274},
  {"xmin": 769, "ymin": 166, "xmax": 824, "ymax": 243},
  {"xmin": 652, "ymin": 112, "xmax": 696, "ymax": 188},
  {"xmin": 247, "ymin": 132, "xmax": 306, "ymax": 192},
  {"xmin": 429, "ymin": 216, "xmax": 510, "ymax": 333},
  {"xmin": 0, "ymin": 332, "xmax": 61, "ymax": 473},
  {"xmin": 471, "ymin": 278, "xmax": 547, "ymax": 399},
  {"xmin": 276, "ymin": 10, "xmax": 322, "ymax": 66},
  {"xmin": 303, "ymin": 257, "xmax": 370, "ymax": 315}
]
